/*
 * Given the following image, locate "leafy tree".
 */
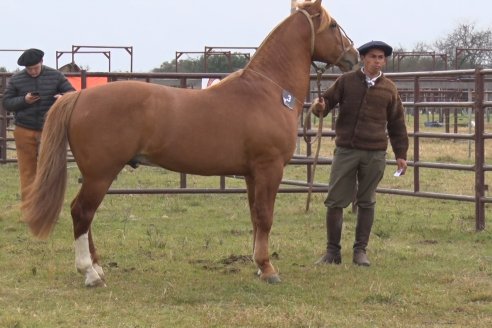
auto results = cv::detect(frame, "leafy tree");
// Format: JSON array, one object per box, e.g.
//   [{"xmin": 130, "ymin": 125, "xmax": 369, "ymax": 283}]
[
  {"xmin": 434, "ymin": 22, "xmax": 492, "ymax": 69},
  {"xmin": 389, "ymin": 42, "xmax": 449, "ymax": 72},
  {"xmin": 389, "ymin": 22, "xmax": 491, "ymax": 71},
  {"xmin": 152, "ymin": 22, "xmax": 492, "ymax": 72},
  {"xmin": 153, "ymin": 53, "xmax": 250, "ymax": 73},
  {"xmin": 153, "ymin": 59, "xmax": 178, "ymax": 72}
]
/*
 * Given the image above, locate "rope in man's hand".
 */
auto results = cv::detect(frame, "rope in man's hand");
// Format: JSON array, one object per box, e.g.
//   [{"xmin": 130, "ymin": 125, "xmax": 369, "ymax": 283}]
[{"xmin": 304, "ymin": 68, "xmax": 326, "ymax": 212}]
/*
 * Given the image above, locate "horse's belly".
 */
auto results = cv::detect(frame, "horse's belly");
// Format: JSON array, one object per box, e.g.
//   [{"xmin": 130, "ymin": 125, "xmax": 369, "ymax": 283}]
[
  {"xmin": 143, "ymin": 135, "xmax": 294, "ymax": 177},
  {"xmin": 144, "ymin": 147, "xmax": 250, "ymax": 176}
]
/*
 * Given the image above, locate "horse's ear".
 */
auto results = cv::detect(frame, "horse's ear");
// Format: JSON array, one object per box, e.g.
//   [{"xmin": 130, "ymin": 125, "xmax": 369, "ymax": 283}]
[
  {"xmin": 302, "ymin": 0, "xmax": 322, "ymax": 14},
  {"xmin": 295, "ymin": 0, "xmax": 325, "ymax": 18}
]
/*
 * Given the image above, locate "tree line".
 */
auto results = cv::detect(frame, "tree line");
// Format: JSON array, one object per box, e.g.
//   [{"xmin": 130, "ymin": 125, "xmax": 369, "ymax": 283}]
[
  {"xmin": 153, "ymin": 22, "xmax": 492, "ymax": 73},
  {"xmin": 1, "ymin": 22, "xmax": 490, "ymax": 73}
]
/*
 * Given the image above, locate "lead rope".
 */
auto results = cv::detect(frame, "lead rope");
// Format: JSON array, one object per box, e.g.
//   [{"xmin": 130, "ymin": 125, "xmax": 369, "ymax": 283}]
[{"xmin": 304, "ymin": 66, "xmax": 326, "ymax": 212}]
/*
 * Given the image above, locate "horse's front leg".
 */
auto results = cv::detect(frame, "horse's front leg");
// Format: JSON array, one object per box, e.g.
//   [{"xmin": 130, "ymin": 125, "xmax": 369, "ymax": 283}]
[
  {"xmin": 250, "ymin": 162, "xmax": 284, "ymax": 284},
  {"xmin": 245, "ymin": 176, "xmax": 257, "ymax": 255}
]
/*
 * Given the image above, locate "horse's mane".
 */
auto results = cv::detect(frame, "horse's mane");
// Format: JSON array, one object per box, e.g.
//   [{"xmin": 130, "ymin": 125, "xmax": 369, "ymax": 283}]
[
  {"xmin": 296, "ymin": 0, "xmax": 331, "ymax": 32},
  {"xmin": 247, "ymin": 0, "xmax": 332, "ymax": 67}
]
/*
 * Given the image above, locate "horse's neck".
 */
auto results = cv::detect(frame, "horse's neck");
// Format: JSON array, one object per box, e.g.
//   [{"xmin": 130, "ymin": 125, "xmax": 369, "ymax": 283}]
[{"xmin": 246, "ymin": 13, "xmax": 313, "ymax": 101}]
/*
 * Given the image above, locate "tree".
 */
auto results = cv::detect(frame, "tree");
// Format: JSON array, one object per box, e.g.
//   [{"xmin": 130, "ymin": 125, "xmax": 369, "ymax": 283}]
[
  {"xmin": 153, "ymin": 53, "xmax": 250, "ymax": 73},
  {"xmin": 434, "ymin": 22, "xmax": 492, "ymax": 69},
  {"xmin": 389, "ymin": 43, "xmax": 447, "ymax": 72}
]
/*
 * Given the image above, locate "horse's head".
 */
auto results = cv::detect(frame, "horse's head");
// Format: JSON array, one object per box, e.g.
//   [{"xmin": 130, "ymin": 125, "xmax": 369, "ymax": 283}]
[{"xmin": 298, "ymin": 0, "xmax": 358, "ymax": 72}]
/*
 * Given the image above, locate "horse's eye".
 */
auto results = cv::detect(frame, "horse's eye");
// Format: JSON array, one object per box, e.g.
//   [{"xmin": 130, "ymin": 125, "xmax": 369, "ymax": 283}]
[{"xmin": 330, "ymin": 23, "xmax": 338, "ymax": 28}]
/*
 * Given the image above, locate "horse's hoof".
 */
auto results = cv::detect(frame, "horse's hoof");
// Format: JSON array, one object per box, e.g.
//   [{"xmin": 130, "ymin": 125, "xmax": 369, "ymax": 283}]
[
  {"xmin": 93, "ymin": 263, "xmax": 105, "ymax": 279},
  {"xmin": 258, "ymin": 272, "xmax": 281, "ymax": 284},
  {"xmin": 264, "ymin": 274, "xmax": 281, "ymax": 284},
  {"xmin": 84, "ymin": 268, "xmax": 106, "ymax": 288},
  {"xmin": 85, "ymin": 278, "xmax": 107, "ymax": 288}
]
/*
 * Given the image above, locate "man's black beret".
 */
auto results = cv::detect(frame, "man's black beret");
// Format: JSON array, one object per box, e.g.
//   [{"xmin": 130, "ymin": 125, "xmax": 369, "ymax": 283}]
[
  {"xmin": 17, "ymin": 48, "xmax": 44, "ymax": 66},
  {"xmin": 357, "ymin": 41, "xmax": 393, "ymax": 57}
]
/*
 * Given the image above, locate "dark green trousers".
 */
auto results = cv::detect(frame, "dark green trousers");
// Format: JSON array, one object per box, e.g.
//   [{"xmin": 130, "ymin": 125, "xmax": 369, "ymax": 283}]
[{"xmin": 324, "ymin": 147, "xmax": 386, "ymax": 209}]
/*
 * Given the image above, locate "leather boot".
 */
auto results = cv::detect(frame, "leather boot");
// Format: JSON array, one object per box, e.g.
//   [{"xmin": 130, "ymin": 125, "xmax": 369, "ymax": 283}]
[
  {"xmin": 316, "ymin": 207, "xmax": 343, "ymax": 265},
  {"xmin": 353, "ymin": 207, "xmax": 374, "ymax": 266}
]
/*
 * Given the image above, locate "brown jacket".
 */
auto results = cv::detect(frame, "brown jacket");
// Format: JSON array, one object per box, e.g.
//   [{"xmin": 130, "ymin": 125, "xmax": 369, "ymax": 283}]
[{"xmin": 320, "ymin": 69, "xmax": 408, "ymax": 160}]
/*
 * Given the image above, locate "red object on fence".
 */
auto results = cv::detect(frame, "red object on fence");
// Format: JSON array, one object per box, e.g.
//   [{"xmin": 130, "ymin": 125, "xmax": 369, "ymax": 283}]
[{"xmin": 67, "ymin": 77, "xmax": 108, "ymax": 91}]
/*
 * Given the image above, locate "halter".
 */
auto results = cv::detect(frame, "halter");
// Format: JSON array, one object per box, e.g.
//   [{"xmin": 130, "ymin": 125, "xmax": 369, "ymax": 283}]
[
  {"xmin": 297, "ymin": 9, "xmax": 317, "ymax": 56},
  {"xmin": 297, "ymin": 8, "xmax": 355, "ymax": 83},
  {"xmin": 327, "ymin": 23, "xmax": 355, "ymax": 71}
]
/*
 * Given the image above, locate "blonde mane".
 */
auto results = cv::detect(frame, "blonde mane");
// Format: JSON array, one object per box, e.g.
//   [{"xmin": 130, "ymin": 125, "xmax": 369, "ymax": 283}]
[{"xmin": 296, "ymin": 0, "xmax": 332, "ymax": 32}]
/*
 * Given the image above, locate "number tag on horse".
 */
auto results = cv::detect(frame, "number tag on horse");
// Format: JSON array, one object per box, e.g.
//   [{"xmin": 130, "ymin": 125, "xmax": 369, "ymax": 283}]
[{"xmin": 282, "ymin": 90, "xmax": 296, "ymax": 110}]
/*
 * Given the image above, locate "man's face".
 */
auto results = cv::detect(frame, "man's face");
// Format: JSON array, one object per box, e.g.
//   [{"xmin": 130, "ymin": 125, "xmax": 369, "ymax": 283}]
[
  {"xmin": 361, "ymin": 48, "xmax": 386, "ymax": 76},
  {"xmin": 26, "ymin": 61, "xmax": 42, "ymax": 77}
]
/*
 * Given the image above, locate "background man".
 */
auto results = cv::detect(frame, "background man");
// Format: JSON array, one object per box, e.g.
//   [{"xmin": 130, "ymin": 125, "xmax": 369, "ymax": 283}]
[{"xmin": 2, "ymin": 48, "xmax": 75, "ymax": 201}]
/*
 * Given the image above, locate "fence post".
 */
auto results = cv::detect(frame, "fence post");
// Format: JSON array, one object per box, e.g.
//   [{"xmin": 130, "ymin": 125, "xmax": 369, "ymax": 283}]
[
  {"xmin": 0, "ymin": 75, "xmax": 7, "ymax": 164},
  {"xmin": 413, "ymin": 76, "xmax": 420, "ymax": 192},
  {"xmin": 81, "ymin": 70, "xmax": 87, "ymax": 89},
  {"xmin": 474, "ymin": 68, "xmax": 485, "ymax": 231},
  {"xmin": 0, "ymin": 100, "xmax": 6, "ymax": 164}
]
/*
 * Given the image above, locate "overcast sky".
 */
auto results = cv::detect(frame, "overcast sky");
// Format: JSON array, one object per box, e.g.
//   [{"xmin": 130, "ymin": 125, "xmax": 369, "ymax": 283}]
[{"xmin": 1, "ymin": 0, "xmax": 490, "ymax": 72}]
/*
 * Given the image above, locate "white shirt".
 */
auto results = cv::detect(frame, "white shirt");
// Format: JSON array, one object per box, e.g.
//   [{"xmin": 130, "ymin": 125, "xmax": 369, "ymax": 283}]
[{"xmin": 361, "ymin": 67, "xmax": 382, "ymax": 88}]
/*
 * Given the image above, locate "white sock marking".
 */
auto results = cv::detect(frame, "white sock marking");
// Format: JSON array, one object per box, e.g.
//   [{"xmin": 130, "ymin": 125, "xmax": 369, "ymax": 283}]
[{"xmin": 74, "ymin": 233, "xmax": 104, "ymax": 286}]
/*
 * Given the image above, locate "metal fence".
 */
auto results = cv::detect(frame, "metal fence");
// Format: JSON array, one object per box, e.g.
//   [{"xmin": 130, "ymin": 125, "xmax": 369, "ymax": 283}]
[{"xmin": 1, "ymin": 69, "xmax": 491, "ymax": 231}]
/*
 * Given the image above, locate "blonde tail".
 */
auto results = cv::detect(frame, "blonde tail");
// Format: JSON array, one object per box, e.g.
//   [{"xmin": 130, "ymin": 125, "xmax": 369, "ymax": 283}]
[{"xmin": 21, "ymin": 92, "xmax": 81, "ymax": 239}]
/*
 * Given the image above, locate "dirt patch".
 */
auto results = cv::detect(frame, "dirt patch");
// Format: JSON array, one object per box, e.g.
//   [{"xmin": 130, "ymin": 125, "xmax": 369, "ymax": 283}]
[{"xmin": 190, "ymin": 254, "xmax": 253, "ymax": 274}]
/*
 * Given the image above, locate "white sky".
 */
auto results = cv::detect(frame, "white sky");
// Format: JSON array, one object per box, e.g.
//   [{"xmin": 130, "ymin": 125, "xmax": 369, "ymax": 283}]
[{"xmin": 0, "ymin": 0, "xmax": 490, "ymax": 72}]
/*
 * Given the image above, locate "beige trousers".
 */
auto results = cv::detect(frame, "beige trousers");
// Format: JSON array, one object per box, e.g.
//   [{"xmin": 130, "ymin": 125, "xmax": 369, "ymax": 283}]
[{"xmin": 13, "ymin": 126, "xmax": 42, "ymax": 200}]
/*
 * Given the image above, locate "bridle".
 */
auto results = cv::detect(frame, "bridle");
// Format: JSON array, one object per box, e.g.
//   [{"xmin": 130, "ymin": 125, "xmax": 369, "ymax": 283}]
[{"xmin": 297, "ymin": 9, "xmax": 355, "ymax": 79}]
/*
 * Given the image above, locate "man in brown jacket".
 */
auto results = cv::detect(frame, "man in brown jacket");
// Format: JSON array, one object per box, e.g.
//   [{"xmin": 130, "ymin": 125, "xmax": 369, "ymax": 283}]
[{"xmin": 312, "ymin": 41, "xmax": 409, "ymax": 266}]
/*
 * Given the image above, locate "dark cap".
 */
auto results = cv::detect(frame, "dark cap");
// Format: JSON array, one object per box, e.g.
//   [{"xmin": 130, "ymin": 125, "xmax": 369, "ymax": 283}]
[
  {"xmin": 17, "ymin": 48, "xmax": 44, "ymax": 66},
  {"xmin": 358, "ymin": 41, "xmax": 393, "ymax": 57}
]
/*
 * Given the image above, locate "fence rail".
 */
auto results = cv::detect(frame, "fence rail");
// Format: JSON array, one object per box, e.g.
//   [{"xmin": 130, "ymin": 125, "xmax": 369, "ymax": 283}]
[{"xmin": 1, "ymin": 69, "xmax": 491, "ymax": 231}]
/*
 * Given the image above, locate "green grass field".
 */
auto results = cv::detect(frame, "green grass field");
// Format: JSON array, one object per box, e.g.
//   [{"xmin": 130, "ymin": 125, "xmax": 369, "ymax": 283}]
[
  {"xmin": 1, "ymin": 116, "xmax": 492, "ymax": 327},
  {"xmin": 1, "ymin": 153, "xmax": 491, "ymax": 327}
]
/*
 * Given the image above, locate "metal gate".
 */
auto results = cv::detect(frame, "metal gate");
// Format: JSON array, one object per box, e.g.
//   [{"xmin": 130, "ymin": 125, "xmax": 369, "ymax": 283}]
[{"xmin": 1, "ymin": 69, "xmax": 491, "ymax": 230}]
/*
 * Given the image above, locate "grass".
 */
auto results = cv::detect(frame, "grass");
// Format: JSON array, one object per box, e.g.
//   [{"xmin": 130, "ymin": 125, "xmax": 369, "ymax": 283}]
[
  {"xmin": 1, "ymin": 133, "xmax": 491, "ymax": 327},
  {"xmin": 0, "ymin": 164, "xmax": 491, "ymax": 327}
]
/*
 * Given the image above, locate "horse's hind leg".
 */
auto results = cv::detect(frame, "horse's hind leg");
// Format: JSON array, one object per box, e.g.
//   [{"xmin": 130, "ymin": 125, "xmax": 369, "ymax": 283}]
[
  {"xmin": 88, "ymin": 227, "xmax": 105, "ymax": 279},
  {"xmin": 71, "ymin": 177, "xmax": 113, "ymax": 287}
]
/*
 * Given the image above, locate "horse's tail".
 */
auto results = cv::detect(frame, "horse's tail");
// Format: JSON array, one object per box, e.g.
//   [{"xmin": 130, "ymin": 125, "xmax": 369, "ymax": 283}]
[{"xmin": 21, "ymin": 91, "xmax": 81, "ymax": 239}]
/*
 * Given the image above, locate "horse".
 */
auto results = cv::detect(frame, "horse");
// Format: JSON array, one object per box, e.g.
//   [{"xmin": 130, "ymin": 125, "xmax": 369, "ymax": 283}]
[
  {"xmin": 58, "ymin": 62, "xmax": 82, "ymax": 73},
  {"xmin": 22, "ymin": 0, "xmax": 358, "ymax": 287}
]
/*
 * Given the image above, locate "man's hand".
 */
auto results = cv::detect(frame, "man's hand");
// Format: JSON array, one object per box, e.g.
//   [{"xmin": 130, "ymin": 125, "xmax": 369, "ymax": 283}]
[
  {"xmin": 25, "ymin": 92, "xmax": 40, "ymax": 104},
  {"xmin": 310, "ymin": 97, "xmax": 326, "ymax": 117},
  {"xmin": 396, "ymin": 158, "xmax": 407, "ymax": 175}
]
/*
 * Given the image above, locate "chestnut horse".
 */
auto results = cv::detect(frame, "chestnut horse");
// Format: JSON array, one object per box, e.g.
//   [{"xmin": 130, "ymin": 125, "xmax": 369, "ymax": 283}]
[{"xmin": 22, "ymin": 0, "xmax": 358, "ymax": 287}]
